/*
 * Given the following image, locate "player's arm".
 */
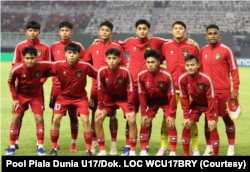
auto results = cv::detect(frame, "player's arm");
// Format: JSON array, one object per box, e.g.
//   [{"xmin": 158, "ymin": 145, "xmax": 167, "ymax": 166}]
[
  {"xmin": 78, "ymin": 43, "xmax": 86, "ymax": 59},
  {"xmin": 179, "ymin": 77, "xmax": 190, "ymax": 119},
  {"xmin": 194, "ymin": 45, "xmax": 203, "ymax": 71},
  {"xmin": 12, "ymin": 45, "xmax": 21, "ymax": 66},
  {"xmin": 86, "ymin": 63, "xmax": 98, "ymax": 79},
  {"xmin": 159, "ymin": 44, "xmax": 166, "ymax": 65},
  {"xmin": 112, "ymin": 38, "xmax": 131, "ymax": 52},
  {"xmin": 40, "ymin": 47, "xmax": 51, "ymax": 85},
  {"xmin": 42, "ymin": 63, "xmax": 58, "ymax": 78},
  {"xmin": 82, "ymin": 46, "xmax": 93, "ymax": 65},
  {"xmin": 166, "ymin": 75, "xmax": 177, "ymax": 118},
  {"xmin": 118, "ymin": 47, "xmax": 128, "ymax": 66},
  {"xmin": 97, "ymin": 70, "xmax": 106, "ymax": 111},
  {"xmin": 125, "ymin": 70, "xmax": 135, "ymax": 112},
  {"xmin": 138, "ymin": 75, "xmax": 147, "ymax": 117},
  {"xmin": 8, "ymin": 68, "xmax": 18, "ymax": 101}
]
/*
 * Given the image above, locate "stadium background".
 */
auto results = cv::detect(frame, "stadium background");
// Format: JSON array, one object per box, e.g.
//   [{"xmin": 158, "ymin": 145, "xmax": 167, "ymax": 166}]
[{"xmin": 1, "ymin": 0, "xmax": 250, "ymax": 156}]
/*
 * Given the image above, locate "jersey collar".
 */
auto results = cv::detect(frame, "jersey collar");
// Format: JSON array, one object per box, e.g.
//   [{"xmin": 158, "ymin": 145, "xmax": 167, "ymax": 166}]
[
  {"xmin": 60, "ymin": 38, "xmax": 72, "ymax": 45},
  {"xmin": 173, "ymin": 38, "xmax": 187, "ymax": 46},
  {"xmin": 27, "ymin": 38, "xmax": 40, "ymax": 45}
]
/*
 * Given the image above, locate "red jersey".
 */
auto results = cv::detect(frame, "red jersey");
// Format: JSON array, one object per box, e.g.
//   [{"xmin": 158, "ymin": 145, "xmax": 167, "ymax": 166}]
[
  {"xmin": 12, "ymin": 38, "xmax": 51, "ymax": 84},
  {"xmin": 97, "ymin": 64, "xmax": 134, "ymax": 112},
  {"xmin": 160, "ymin": 38, "xmax": 202, "ymax": 91},
  {"xmin": 114, "ymin": 37, "xmax": 171, "ymax": 86},
  {"xmin": 138, "ymin": 67, "xmax": 176, "ymax": 117},
  {"xmin": 8, "ymin": 61, "xmax": 53, "ymax": 100},
  {"xmin": 178, "ymin": 70, "xmax": 215, "ymax": 120},
  {"xmin": 83, "ymin": 39, "xmax": 127, "ymax": 88},
  {"xmin": 47, "ymin": 60, "xmax": 97, "ymax": 99},
  {"xmin": 201, "ymin": 41, "xmax": 240, "ymax": 93},
  {"xmin": 50, "ymin": 39, "xmax": 86, "ymax": 88}
]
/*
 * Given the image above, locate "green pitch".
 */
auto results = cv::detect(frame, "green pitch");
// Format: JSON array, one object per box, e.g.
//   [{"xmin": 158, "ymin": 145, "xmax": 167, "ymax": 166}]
[{"xmin": 1, "ymin": 62, "xmax": 249, "ymax": 156}]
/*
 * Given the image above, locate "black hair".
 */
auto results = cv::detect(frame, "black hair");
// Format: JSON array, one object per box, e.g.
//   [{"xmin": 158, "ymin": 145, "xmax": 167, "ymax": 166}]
[
  {"xmin": 144, "ymin": 49, "xmax": 160, "ymax": 61},
  {"xmin": 100, "ymin": 20, "xmax": 113, "ymax": 32},
  {"xmin": 172, "ymin": 21, "xmax": 186, "ymax": 30},
  {"xmin": 135, "ymin": 19, "xmax": 150, "ymax": 29},
  {"xmin": 22, "ymin": 45, "xmax": 37, "ymax": 56},
  {"xmin": 26, "ymin": 21, "xmax": 41, "ymax": 30},
  {"xmin": 185, "ymin": 54, "xmax": 199, "ymax": 63},
  {"xmin": 105, "ymin": 48, "xmax": 120, "ymax": 57},
  {"xmin": 59, "ymin": 21, "xmax": 73, "ymax": 30},
  {"xmin": 206, "ymin": 24, "xmax": 219, "ymax": 31},
  {"xmin": 64, "ymin": 43, "xmax": 80, "ymax": 53}
]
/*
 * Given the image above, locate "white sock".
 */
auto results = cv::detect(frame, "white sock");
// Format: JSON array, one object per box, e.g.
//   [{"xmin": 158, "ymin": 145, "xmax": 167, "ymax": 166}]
[
  {"xmin": 126, "ymin": 145, "xmax": 130, "ymax": 148},
  {"xmin": 206, "ymin": 145, "xmax": 212, "ymax": 150},
  {"xmin": 92, "ymin": 141, "xmax": 98, "ymax": 144},
  {"xmin": 170, "ymin": 151, "xmax": 176, "ymax": 155},
  {"xmin": 38, "ymin": 144, "xmax": 43, "ymax": 149},
  {"xmin": 15, "ymin": 140, "xmax": 19, "ymax": 145},
  {"xmin": 72, "ymin": 139, "xmax": 77, "ymax": 144},
  {"xmin": 111, "ymin": 141, "xmax": 116, "ymax": 145},
  {"xmin": 141, "ymin": 150, "xmax": 146, "ymax": 154},
  {"xmin": 57, "ymin": 140, "xmax": 59, "ymax": 144},
  {"xmin": 228, "ymin": 145, "xmax": 234, "ymax": 151},
  {"xmin": 146, "ymin": 145, "xmax": 149, "ymax": 148},
  {"xmin": 100, "ymin": 150, "xmax": 106, "ymax": 154},
  {"xmin": 129, "ymin": 150, "xmax": 135, "ymax": 155},
  {"xmin": 10, "ymin": 145, "xmax": 15, "ymax": 149}
]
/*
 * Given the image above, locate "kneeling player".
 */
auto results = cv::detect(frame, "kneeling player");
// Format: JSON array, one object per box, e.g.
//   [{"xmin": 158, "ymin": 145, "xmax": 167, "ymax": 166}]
[
  {"xmin": 179, "ymin": 55, "xmax": 219, "ymax": 156},
  {"xmin": 6, "ymin": 45, "xmax": 53, "ymax": 155},
  {"xmin": 95, "ymin": 48, "xmax": 137, "ymax": 156},
  {"xmin": 46, "ymin": 43, "xmax": 98, "ymax": 156},
  {"xmin": 138, "ymin": 49, "xmax": 177, "ymax": 156}
]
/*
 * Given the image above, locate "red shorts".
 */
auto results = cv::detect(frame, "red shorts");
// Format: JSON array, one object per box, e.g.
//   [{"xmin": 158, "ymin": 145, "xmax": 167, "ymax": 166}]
[
  {"xmin": 49, "ymin": 85, "xmax": 61, "ymax": 109},
  {"xmin": 13, "ymin": 93, "xmax": 44, "ymax": 114},
  {"xmin": 146, "ymin": 104, "xmax": 170, "ymax": 119},
  {"xmin": 215, "ymin": 93, "xmax": 231, "ymax": 117},
  {"xmin": 53, "ymin": 96, "xmax": 89, "ymax": 115},
  {"xmin": 132, "ymin": 86, "xmax": 139, "ymax": 113},
  {"xmin": 89, "ymin": 87, "xmax": 97, "ymax": 111},
  {"xmin": 104, "ymin": 100, "xmax": 133, "ymax": 116}
]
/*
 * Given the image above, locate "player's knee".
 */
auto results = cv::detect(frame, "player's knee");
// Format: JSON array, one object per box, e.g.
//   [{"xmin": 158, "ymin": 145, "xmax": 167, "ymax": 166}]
[
  {"xmin": 35, "ymin": 116, "xmax": 44, "ymax": 124},
  {"xmin": 12, "ymin": 114, "xmax": 22, "ymax": 124},
  {"xmin": 95, "ymin": 116, "xmax": 104, "ymax": 125},
  {"xmin": 127, "ymin": 118, "xmax": 136, "ymax": 126},
  {"xmin": 81, "ymin": 117, "xmax": 90, "ymax": 126}
]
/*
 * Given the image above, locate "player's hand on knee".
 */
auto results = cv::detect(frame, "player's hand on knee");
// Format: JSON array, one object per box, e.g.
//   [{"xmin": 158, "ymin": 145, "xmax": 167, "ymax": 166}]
[
  {"xmin": 126, "ymin": 112, "xmax": 136, "ymax": 123},
  {"xmin": 95, "ymin": 109, "xmax": 104, "ymax": 120},
  {"xmin": 167, "ymin": 116, "xmax": 175, "ymax": 129},
  {"xmin": 182, "ymin": 118, "xmax": 190, "ymax": 129},
  {"xmin": 141, "ymin": 116, "xmax": 148, "ymax": 127},
  {"xmin": 208, "ymin": 120, "xmax": 217, "ymax": 131},
  {"xmin": 12, "ymin": 100, "xmax": 21, "ymax": 112},
  {"xmin": 93, "ymin": 39, "xmax": 100, "ymax": 45}
]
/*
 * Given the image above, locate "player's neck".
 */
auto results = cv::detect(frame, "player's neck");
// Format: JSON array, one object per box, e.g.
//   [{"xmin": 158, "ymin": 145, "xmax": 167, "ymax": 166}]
[
  {"xmin": 101, "ymin": 38, "xmax": 110, "ymax": 45},
  {"xmin": 61, "ymin": 38, "xmax": 71, "ymax": 42},
  {"xmin": 28, "ymin": 38, "xmax": 38, "ymax": 42},
  {"xmin": 174, "ymin": 37, "xmax": 185, "ymax": 43},
  {"xmin": 67, "ymin": 60, "xmax": 77, "ymax": 65}
]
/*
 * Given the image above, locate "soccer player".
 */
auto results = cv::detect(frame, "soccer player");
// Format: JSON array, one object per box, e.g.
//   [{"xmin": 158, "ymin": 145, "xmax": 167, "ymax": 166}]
[
  {"xmin": 6, "ymin": 20, "xmax": 50, "ymax": 150},
  {"xmin": 6, "ymin": 45, "xmax": 53, "ymax": 155},
  {"xmin": 201, "ymin": 24, "xmax": 240, "ymax": 156},
  {"xmin": 138, "ymin": 49, "xmax": 177, "ymax": 156},
  {"xmin": 46, "ymin": 43, "xmax": 97, "ymax": 156},
  {"xmin": 95, "ymin": 48, "xmax": 136, "ymax": 156},
  {"xmin": 160, "ymin": 21, "xmax": 202, "ymax": 155},
  {"xmin": 83, "ymin": 21, "xmax": 127, "ymax": 155},
  {"xmin": 179, "ymin": 54, "xmax": 219, "ymax": 156},
  {"xmin": 50, "ymin": 21, "xmax": 86, "ymax": 152}
]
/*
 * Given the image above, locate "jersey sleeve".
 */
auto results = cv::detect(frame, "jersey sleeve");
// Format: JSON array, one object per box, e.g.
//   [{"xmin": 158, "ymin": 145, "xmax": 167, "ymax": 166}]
[
  {"xmin": 12, "ymin": 45, "xmax": 22, "ymax": 66},
  {"xmin": 204, "ymin": 77, "xmax": 216, "ymax": 121},
  {"xmin": 40, "ymin": 47, "xmax": 51, "ymax": 84},
  {"xmin": 179, "ymin": 77, "xmax": 190, "ymax": 119},
  {"xmin": 97, "ymin": 70, "xmax": 106, "ymax": 110},
  {"xmin": 166, "ymin": 74, "xmax": 177, "ymax": 118},
  {"xmin": 125, "ymin": 70, "xmax": 135, "ymax": 113},
  {"xmin": 78, "ymin": 43, "xmax": 86, "ymax": 59},
  {"xmin": 82, "ymin": 46, "xmax": 93, "ymax": 65},
  {"xmin": 112, "ymin": 38, "xmax": 131, "ymax": 52},
  {"xmin": 118, "ymin": 46, "xmax": 128, "ymax": 66},
  {"xmin": 8, "ymin": 67, "xmax": 18, "ymax": 100},
  {"xmin": 159, "ymin": 44, "xmax": 166, "ymax": 65},
  {"xmin": 138, "ymin": 75, "xmax": 147, "ymax": 116},
  {"xmin": 86, "ymin": 63, "xmax": 98, "ymax": 79},
  {"xmin": 42, "ymin": 63, "xmax": 58, "ymax": 78},
  {"xmin": 154, "ymin": 37, "xmax": 172, "ymax": 48},
  {"xmin": 194, "ymin": 45, "xmax": 203, "ymax": 71}
]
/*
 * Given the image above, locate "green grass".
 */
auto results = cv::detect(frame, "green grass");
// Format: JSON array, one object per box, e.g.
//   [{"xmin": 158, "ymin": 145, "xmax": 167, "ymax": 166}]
[{"xmin": 1, "ymin": 62, "xmax": 250, "ymax": 156}]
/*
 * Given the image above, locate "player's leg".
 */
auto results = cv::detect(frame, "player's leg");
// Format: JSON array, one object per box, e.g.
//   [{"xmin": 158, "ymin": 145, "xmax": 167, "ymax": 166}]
[
  {"xmin": 203, "ymin": 117, "xmax": 213, "ymax": 156},
  {"xmin": 182, "ymin": 121, "xmax": 196, "ymax": 156},
  {"xmin": 109, "ymin": 111, "xmax": 118, "ymax": 155},
  {"xmin": 68, "ymin": 105, "xmax": 78, "ymax": 152},
  {"xmin": 140, "ymin": 117, "xmax": 153, "ymax": 156},
  {"xmin": 125, "ymin": 111, "xmax": 137, "ymax": 156}
]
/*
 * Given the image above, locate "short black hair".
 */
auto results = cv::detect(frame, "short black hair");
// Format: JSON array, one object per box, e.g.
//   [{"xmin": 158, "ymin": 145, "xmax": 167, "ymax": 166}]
[
  {"xmin": 135, "ymin": 19, "xmax": 150, "ymax": 29},
  {"xmin": 144, "ymin": 49, "xmax": 160, "ymax": 61},
  {"xmin": 185, "ymin": 54, "xmax": 199, "ymax": 64},
  {"xmin": 206, "ymin": 24, "xmax": 219, "ymax": 31},
  {"xmin": 105, "ymin": 48, "xmax": 120, "ymax": 57},
  {"xmin": 59, "ymin": 21, "xmax": 73, "ymax": 30},
  {"xmin": 26, "ymin": 21, "xmax": 41, "ymax": 30},
  {"xmin": 64, "ymin": 43, "xmax": 80, "ymax": 53},
  {"xmin": 100, "ymin": 20, "xmax": 113, "ymax": 32},
  {"xmin": 22, "ymin": 45, "xmax": 37, "ymax": 56},
  {"xmin": 172, "ymin": 21, "xmax": 186, "ymax": 30}
]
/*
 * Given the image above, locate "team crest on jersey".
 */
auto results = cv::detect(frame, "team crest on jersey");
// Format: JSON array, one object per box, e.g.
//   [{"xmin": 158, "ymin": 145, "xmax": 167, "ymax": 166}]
[
  {"xmin": 34, "ymin": 70, "xmax": 40, "ymax": 77},
  {"xmin": 76, "ymin": 71, "xmax": 82, "ymax": 78},
  {"xmin": 158, "ymin": 81, "xmax": 164, "ymax": 88},
  {"xmin": 37, "ymin": 49, "xmax": 42, "ymax": 56},
  {"xmin": 215, "ymin": 53, "xmax": 221, "ymax": 60},
  {"xmin": 182, "ymin": 50, "xmax": 188, "ymax": 57},
  {"xmin": 117, "ymin": 77, "xmax": 123, "ymax": 84},
  {"xmin": 197, "ymin": 83, "xmax": 204, "ymax": 90},
  {"xmin": 145, "ymin": 45, "xmax": 151, "ymax": 51}
]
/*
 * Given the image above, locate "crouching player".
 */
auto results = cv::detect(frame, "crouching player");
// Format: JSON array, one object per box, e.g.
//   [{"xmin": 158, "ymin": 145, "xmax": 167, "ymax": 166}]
[
  {"xmin": 46, "ymin": 43, "xmax": 98, "ymax": 156},
  {"xmin": 179, "ymin": 55, "xmax": 219, "ymax": 156},
  {"xmin": 6, "ymin": 45, "xmax": 53, "ymax": 155},
  {"xmin": 95, "ymin": 48, "xmax": 137, "ymax": 156},
  {"xmin": 138, "ymin": 49, "xmax": 177, "ymax": 156}
]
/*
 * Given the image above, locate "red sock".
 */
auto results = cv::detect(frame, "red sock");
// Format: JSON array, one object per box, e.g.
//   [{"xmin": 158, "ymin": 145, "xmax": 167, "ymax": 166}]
[
  {"xmin": 140, "ymin": 126, "xmax": 150, "ymax": 151},
  {"xmin": 204, "ymin": 118, "xmax": 211, "ymax": 145},
  {"xmin": 69, "ymin": 108, "xmax": 78, "ymax": 140},
  {"xmin": 10, "ymin": 123, "xmax": 19, "ymax": 146},
  {"xmin": 223, "ymin": 117, "xmax": 235, "ymax": 145},
  {"xmin": 210, "ymin": 129, "xmax": 220, "ymax": 156},
  {"xmin": 51, "ymin": 130, "xmax": 59, "ymax": 149},
  {"xmin": 91, "ymin": 124, "xmax": 97, "ymax": 142},
  {"xmin": 168, "ymin": 127, "xmax": 177, "ymax": 152},
  {"xmin": 125, "ymin": 121, "xmax": 130, "ymax": 146},
  {"xmin": 147, "ymin": 122, "xmax": 152, "ymax": 145},
  {"xmin": 36, "ymin": 123, "xmax": 44, "ymax": 145},
  {"xmin": 182, "ymin": 127, "xmax": 191, "ymax": 155},
  {"xmin": 97, "ymin": 137, "xmax": 105, "ymax": 151},
  {"xmin": 84, "ymin": 132, "xmax": 92, "ymax": 150},
  {"xmin": 129, "ymin": 137, "xmax": 137, "ymax": 151},
  {"xmin": 109, "ymin": 126, "xmax": 118, "ymax": 142},
  {"xmin": 16, "ymin": 121, "xmax": 22, "ymax": 141}
]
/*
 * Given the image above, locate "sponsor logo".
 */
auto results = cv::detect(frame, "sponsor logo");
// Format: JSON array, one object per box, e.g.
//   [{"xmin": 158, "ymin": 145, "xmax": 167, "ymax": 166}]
[
  {"xmin": 215, "ymin": 53, "xmax": 221, "ymax": 60},
  {"xmin": 140, "ymin": 136, "xmax": 143, "ymax": 139},
  {"xmin": 197, "ymin": 83, "xmax": 204, "ymax": 90},
  {"xmin": 10, "ymin": 130, "xmax": 13, "ymax": 133},
  {"xmin": 171, "ymin": 50, "xmax": 173, "ymax": 55},
  {"xmin": 117, "ymin": 77, "xmax": 123, "ymax": 84},
  {"xmin": 106, "ymin": 78, "xmax": 108, "ymax": 82},
  {"xmin": 133, "ymin": 47, "xmax": 136, "ymax": 51},
  {"xmin": 39, "ymin": 129, "xmax": 43, "ymax": 132},
  {"xmin": 205, "ymin": 54, "xmax": 207, "ymax": 59},
  {"xmin": 63, "ymin": 71, "xmax": 66, "ymax": 75},
  {"xmin": 145, "ymin": 45, "xmax": 151, "ymax": 51},
  {"xmin": 76, "ymin": 71, "xmax": 82, "ymax": 78},
  {"xmin": 214, "ymin": 113, "xmax": 217, "ymax": 118},
  {"xmin": 57, "ymin": 50, "xmax": 60, "ymax": 54},
  {"xmin": 34, "ymin": 70, "xmax": 40, "ymax": 77},
  {"xmin": 96, "ymin": 50, "xmax": 99, "ymax": 55},
  {"xmin": 37, "ymin": 49, "xmax": 42, "ymax": 56},
  {"xmin": 158, "ymin": 81, "xmax": 164, "ymax": 88},
  {"xmin": 182, "ymin": 50, "xmax": 188, "ymax": 57},
  {"xmin": 188, "ymin": 84, "xmax": 190, "ymax": 88},
  {"xmin": 23, "ymin": 74, "xmax": 26, "ymax": 78}
]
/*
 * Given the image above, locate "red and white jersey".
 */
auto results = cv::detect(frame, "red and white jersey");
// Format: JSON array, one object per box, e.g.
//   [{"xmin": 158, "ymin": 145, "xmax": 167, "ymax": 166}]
[
  {"xmin": 97, "ymin": 64, "xmax": 134, "ymax": 112},
  {"xmin": 201, "ymin": 41, "xmax": 240, "ymax": 94},
  {"xmin": 8, "ymin": 61, "xmax": 53, "ymax": 100},
  {"xmin": 50, "ymin": 39, "xmax": 86, "ymax": 87},
  {"xmin": 178, "ymin": 70, "xmax": 216, "ymax": 120},
  {"xmin": 83, "ymin": 39, "xmax": 127, "ymax": 88},
  {"xmin": 160, "ymin": 38, "xmax": 202, "ymax": 91},
  {"xmin": 137, "ymin": 67, "xmax": 176, "ymax": 117},
  {"xmin": 113, "ymin": 37, "xmax": 171, "ymax": 86}
]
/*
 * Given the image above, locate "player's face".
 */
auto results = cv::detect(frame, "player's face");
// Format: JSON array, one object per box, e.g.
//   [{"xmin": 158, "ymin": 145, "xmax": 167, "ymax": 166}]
[
  {"xmin": 98, "ymin": 25, "xmax": 113, "ymax": 40},
  {"xmin": 58, "ymin": 26, "xmax": 73, "ymax": 41},
  {"xmin": 185, "ymin": 58, "xmax": 200, "ymax": 76},
  {"xmin": 26, "ymin": 28, "xmax": 40, "ymax": 41},
  {"xmin": 23, "ymin": 53, "xmax": 37, "ymax": 68},
  {"xmin": 135, "ymin": 24, "xmax": 150, "ymax": 39},
  {"xmin": 171, "ymin": 24, "xmax": 187, "ymax": 39},
  {"xmin": 206, "ymin": 28, "xmax": 220, "ymax": 45},
  {"xmin": 65, "ymin": 50, "xmax": 79, "ymax": 64},
  {"xmin": 106, "ymin": 54, "xmax": 121, "ymax": 70},
  {"xmin": 146, "ymin": 57, "xmax": 160, "ymax": 73}
]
